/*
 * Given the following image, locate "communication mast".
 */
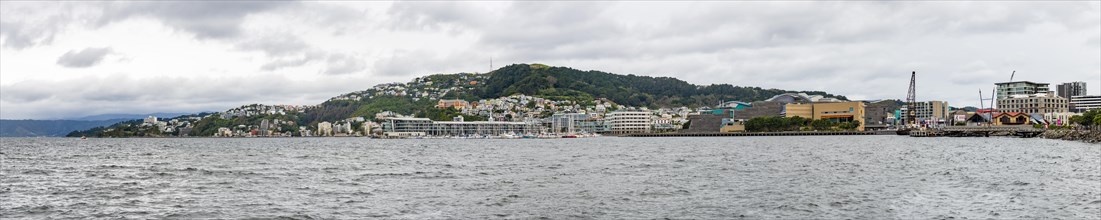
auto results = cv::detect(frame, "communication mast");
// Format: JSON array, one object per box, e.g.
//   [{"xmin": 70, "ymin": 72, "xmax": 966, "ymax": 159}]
[{"xmin": 906, "ymin": 71, "xmax": 917, "ymax": 127}]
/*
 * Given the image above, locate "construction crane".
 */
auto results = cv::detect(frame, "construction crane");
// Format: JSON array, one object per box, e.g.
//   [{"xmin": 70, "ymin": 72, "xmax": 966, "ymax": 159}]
[{"xmin": 906, "ymin": 71, "xmax": 917, "ymax": 127}]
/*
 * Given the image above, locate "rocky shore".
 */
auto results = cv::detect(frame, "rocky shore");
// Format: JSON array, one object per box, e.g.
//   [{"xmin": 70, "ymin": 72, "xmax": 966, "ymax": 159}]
[{"xmin": 1040, "ymin": 130, "xmax": 1101, "ymax": 143}]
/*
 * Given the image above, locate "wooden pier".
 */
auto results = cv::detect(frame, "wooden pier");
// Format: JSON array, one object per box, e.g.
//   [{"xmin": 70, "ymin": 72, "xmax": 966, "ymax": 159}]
[{"xmin": 910, "ymin": 126, "xmax": 1044, "ymax": 138}]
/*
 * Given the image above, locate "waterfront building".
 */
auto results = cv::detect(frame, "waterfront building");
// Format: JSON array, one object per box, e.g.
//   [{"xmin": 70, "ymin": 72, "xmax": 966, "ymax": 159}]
[
  {"xmin": 998, "ymin": 92, "xmax": 1069, "ymax": 114},
  {"xmin": 783, "ymin": 101, "xmax": 866, "ymax": 131},
  {"xmin": 730, "ymin": 101, "xmax": 785, "ymax": 120},
  {"xmin": 317, "ymin": 121, "xmax": 333, "ymax": 137},
  {"xmin": 991, "ymin": 112, "xmax": 1035, "ymax": 125},
  {"xmin": 900, "ymin": 101, "xmax": 950, "ymax": 126},
  {"xmin": 684, "ymin": 114, "xmax": 724, "ymax": 133},
  {"xmin": 863, "ymin": 100, "xmax": 900, "ymax": 130},
  {"xmin": 606, "ymin": 111, "xmax": 652, "ymax": 134},
  {"xmin": 548, "ymin": 113, "xmax": 597, "ymax": 134},
  {"xmin": 1070, "ymin": 95, "xmax": 1101, "ymax": 113},
  {"xmin": 1043, "ymin": 112, "xmax": 1079, "ymax": 126},
  {"xmin": 719, "ymin": 119, "xmax": 746, "ymax": 132},
  {"xmin": 216, "ymin": 127, "xmax": 232, "ymax": 137},
  {"xmin": 259, "ymin": 119, "xmax": 271, "ymax": 137},
  {"xmin": 948, "ymin": 110, "xmax": 969, "ymax": 125},
  {"xmin": 996, "ymin": 81, "xmax": 1050, "ymax": 99},
  {"xmin": 381, "ymin": 118, "xmax": 542, "ymax": 137},
  {"xmin": 1056, "ymin": 81, "xmax": 1087, "ymax": 98}
]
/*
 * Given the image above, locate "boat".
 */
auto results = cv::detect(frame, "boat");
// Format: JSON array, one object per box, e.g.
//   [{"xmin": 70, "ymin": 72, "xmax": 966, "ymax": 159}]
[
  {"xmin": 895, "ymin": 129, "xmax": 910, "ymax": 135},
  {"xmin": 561, "ymin": 135, "xmax": 578, "ymax": 138}
]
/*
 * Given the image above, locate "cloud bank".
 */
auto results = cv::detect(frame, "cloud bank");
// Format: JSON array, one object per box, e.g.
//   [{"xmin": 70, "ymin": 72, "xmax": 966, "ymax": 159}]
[{"xmin": 1, "ymin": 1, "xmax": 1098, "ymax": 119}]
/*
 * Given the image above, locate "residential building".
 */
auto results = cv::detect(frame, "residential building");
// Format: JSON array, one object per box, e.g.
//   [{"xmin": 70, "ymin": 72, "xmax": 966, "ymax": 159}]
[
  {"xmin": 1056, "ymin": 81, "xmax": 1087, "ymax": 98},
  {"xmin": 381, "ymin": 118, "xmax": 542, "ymax": 137},
  {"xmin": 606, "ymin": 111, "xmax": 652, "ymax": 134},
  {"xmin": 216, "ymin": 127, "xmax": 232, "ymax": 137},
  {"xmin": 784, "ymin": 101, "xmax": 866, "ymax": 131},
  {"xmin": 143, "ymin": 116, "xmax": 158, "ymax": 124},
  {"xmin": 436, "ymin": 99, "xmax": 469, "ymax": 109},
  {"xmin": 1070, "ymin": 95, "xmax": 1101, "ymax": 113},
  {"xmin": 259, "ymin": 119, "xmax": 270, "ymax": 137},
  {"xmin": 998, "ymin": 92, "xmax": 1069, "ymax": 114},
  {"xmin": 317, "ymin": 121, "xmax": 333, "ymax": 137},
  {"xmin": 900, "ymin": 101, "xmax": 950, "ymax": 125},
  {"xmin": 996, "ymin": 81, "xmax": 1050, "ymax": 99}
]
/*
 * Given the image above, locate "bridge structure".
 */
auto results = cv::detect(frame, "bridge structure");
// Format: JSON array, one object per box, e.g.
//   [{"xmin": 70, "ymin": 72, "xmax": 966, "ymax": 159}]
[{"xmin": 909, "ymin": 126, "xmax": 1044, "ymax": 138}]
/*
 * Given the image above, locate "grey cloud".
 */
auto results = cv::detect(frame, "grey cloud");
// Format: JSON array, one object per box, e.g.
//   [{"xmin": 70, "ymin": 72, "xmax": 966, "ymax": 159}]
[
  {"xmin": 372, "ymin": 50, "xmax": 483, "ymax": 77},
  {"xmin": 56, "ymin": 47, "xmax": 112, "ymax": 68},
  {"xmin": 237, "ymin": 35, "xmax": 310, "ymax": 57},
  {"xmin": 323, "ymin": 53, "xmax": 367, "ymax": 75},
  {"xmin": 0, "ymin": 74, "xmax": 379, "ymax": 119},
  {"xmin": 97, "ymin": 1, "xmax": 293, "ymax": 39},
  {"xmin": 388, "ymin": 2, "xmax": 485, "ymax": 31},
  {"xmin": 0, "ymin": 2, "xmax": 76, "ymax": 49}
]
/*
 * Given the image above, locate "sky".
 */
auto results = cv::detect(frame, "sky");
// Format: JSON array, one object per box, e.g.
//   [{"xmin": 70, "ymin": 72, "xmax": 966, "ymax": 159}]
[{"xmin": 1, "ymin": 1, "xmax": 1099, "ymax": 119}]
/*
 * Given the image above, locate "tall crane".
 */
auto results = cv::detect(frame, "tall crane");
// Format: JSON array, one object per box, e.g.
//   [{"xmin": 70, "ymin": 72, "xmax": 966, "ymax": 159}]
[{"xmin": 906, "ymin": 71, "xmax": 917, "ymax": 127}]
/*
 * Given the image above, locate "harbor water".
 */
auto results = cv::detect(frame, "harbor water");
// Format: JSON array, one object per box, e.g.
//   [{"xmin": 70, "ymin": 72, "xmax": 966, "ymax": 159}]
[{"xmin": 2, "ymin": 136, "xmax": 1099, "ymax": 219}]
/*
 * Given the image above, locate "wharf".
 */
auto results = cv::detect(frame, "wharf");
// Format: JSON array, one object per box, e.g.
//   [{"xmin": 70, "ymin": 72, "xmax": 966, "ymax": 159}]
[
  {"xmin": 626, "ymin": 131, "xmax": 876, "ymax": 137},
  {"xmin": 909, "ymin": 126, "xmax": 1044, "ymax": 138}
]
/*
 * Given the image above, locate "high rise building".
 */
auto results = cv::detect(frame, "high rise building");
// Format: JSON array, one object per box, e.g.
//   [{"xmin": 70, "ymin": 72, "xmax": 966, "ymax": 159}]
[
  {"xmin": 1056, "ymin": 81, "xmax": 1087, "ymax": 98},
  {"xmin": 999, "ymin": 92, "xmax": 1069, "ymax": 114},
  {"xmin": 606, "ymin": 111, "xmax": 652, "ymax": 134},
  {"xmin": 996, "ymin": 81, "xmax": 1049, "ymax": 108},
  {"xmin": 996, "ymin": 81, "xmax": 1049, "ymax": 98},
  {"xmin": 1070, "ymin": 95, "xmax": 1101, "ymax": 113}
]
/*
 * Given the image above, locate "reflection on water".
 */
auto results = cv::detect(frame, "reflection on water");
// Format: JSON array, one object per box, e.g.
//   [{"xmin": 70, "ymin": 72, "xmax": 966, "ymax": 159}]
[{"xmin": 2, "ymin": 136, "xmax": 1099, "ymax": 219}]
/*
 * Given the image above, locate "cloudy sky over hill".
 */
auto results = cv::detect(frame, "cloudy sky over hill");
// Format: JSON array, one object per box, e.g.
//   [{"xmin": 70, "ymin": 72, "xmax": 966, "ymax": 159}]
[{"xmin": 1, "ymin": 1, "xmax": 1098, "ymax": 119}]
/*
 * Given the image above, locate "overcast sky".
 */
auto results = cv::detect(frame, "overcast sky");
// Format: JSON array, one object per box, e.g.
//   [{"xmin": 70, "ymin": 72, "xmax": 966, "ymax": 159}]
[{"xmin": 1, "ymin": 1, "xmax": 1099, "ymax": 119}]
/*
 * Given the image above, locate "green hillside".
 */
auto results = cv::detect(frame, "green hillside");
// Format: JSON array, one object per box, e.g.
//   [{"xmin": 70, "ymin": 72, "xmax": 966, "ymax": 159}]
[{"xmin": 69, "ymin": 64, "xmax": 848, "ymax": 137}]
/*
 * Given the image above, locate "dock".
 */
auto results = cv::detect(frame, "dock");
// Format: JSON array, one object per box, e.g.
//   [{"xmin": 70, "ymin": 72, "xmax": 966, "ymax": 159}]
[
  {"xmin": 626, "ymin": 131, "xmax": 876, "ymax": 137},
  {"xmin": 910, "ymin": 126, "xmax": 1044, "ymax": 138}
]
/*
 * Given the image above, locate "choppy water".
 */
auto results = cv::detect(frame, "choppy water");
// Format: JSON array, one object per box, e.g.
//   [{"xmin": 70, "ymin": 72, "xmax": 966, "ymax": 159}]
[{"xmin": 1, "ymin": 136, "xmax": 1099, "ymax": 219}]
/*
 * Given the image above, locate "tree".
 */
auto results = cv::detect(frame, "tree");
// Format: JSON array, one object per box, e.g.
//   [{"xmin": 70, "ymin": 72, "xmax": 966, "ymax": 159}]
[{"xmin": 810, "ymin": 119, "xmax": 834, "ymax": 131}]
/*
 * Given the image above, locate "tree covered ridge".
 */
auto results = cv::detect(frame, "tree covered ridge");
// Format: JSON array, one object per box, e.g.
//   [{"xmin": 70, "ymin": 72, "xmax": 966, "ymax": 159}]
[{"xmin": 479, "ymin": 64, "xmax": 848, "ymax": 107}]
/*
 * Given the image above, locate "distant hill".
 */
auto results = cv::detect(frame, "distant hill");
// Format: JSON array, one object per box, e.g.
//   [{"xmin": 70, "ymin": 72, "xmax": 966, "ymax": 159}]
[
  {"xmin": 0, "ymin": 119, "xmax": 127, "ymax": 137},
  {"xmin": 70, "ymin": 64, "xmax": 851, "ymax": 137}
]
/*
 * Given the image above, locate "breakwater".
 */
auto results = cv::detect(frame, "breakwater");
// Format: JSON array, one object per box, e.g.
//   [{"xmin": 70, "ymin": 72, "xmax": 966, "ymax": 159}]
[{"xmin": 1041, "ymin": 130, "xmax": 1101, "ymax": 143}]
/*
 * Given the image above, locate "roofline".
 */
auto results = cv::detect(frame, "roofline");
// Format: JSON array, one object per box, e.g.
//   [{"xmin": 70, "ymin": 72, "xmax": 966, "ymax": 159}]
[{"xmin": 995, "ymin": 81, "xmax": 1049, "ymax": 85}]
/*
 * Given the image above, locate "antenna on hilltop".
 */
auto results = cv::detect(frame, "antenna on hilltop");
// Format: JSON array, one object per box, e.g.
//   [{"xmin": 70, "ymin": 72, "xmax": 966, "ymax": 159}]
[{"xmin": 490, "ymin": 57, "xmax": 494, "ymax": 71}]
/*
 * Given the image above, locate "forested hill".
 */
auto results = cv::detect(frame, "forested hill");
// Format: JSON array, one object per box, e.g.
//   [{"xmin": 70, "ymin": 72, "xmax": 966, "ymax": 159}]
[
  {"xmin": 69, "ymin": 63, "xmax": 849, "ymax": 137},
  {"xmin": 478, "ymin": 64, "xmax": 847, "ymax": 107},
  {"xmin": 303, "ymin": 63, "xmax": 848, "ymax": 123}
]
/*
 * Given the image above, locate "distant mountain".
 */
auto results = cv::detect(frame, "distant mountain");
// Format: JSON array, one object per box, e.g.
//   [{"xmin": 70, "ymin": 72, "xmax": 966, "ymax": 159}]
[
  {"xmin": 0, "ymin": 119, "xmax": 127, "ymax": 137},
  {"xmin": 68, "ymin": 112, "xmax": 196, "ymax": 121}
]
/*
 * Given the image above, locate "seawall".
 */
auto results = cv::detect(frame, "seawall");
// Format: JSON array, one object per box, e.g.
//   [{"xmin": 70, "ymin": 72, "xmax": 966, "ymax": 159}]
[{"xmin": 1040, "ymin": 130, "xmax": 1101, "ymax": 143}]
